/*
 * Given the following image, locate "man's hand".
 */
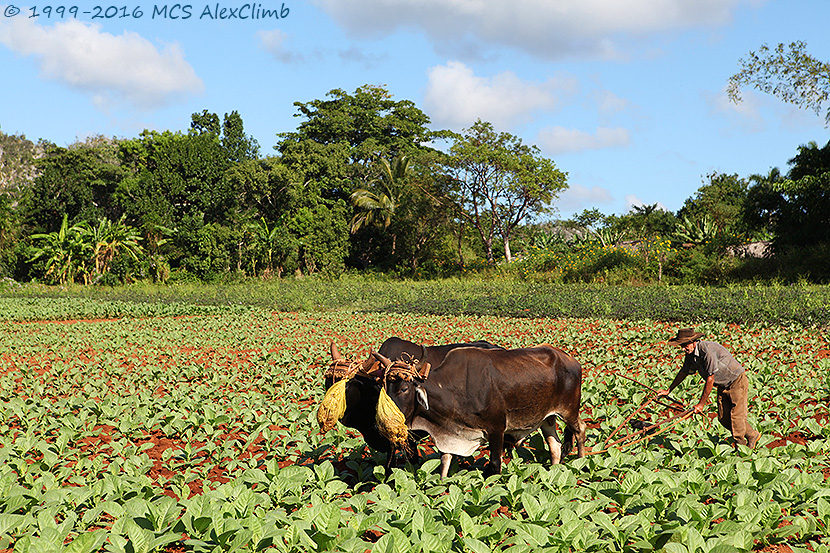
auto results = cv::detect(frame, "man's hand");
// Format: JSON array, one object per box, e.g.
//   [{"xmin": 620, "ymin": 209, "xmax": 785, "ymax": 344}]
[
  {"xmin": 656, "ymin": 389, "xmax": 670, "ymax": 398},
  {"xmin": 692, "ymin": 402, "xmax": 706, "ymax": 415}
]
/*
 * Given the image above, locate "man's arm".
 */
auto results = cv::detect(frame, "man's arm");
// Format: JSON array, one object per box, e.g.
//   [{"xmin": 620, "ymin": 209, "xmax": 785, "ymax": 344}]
[
  {"xmin": 657, "ymin": 369, "xmax": 687, "ymax": 397},
  {"xmin": 693, "ymin": 374, "xmax": 715, "ymax": 414}
]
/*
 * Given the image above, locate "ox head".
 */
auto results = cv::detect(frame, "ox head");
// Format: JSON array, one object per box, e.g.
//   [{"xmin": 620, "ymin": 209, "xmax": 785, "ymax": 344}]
[
  {"xmin": 324, "ymin": 342, "xmax": 379, "ymax": 389},
  {"xmin": 318, "ymin": 342, "xmax": 383, "ymax": 434},
  {"xmin": 372, "ymin": 351, "xmax": 431, "ymax": 421}
]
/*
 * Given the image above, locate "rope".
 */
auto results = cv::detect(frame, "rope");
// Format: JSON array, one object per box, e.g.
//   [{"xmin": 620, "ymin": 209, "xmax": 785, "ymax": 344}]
[
  {"xmin": 384, "ymin": 358, "xmax": 425, "ymax": 384},
  {"xmin": 324, "ymin": 358, "xmax": 373, "ymax": 381}
]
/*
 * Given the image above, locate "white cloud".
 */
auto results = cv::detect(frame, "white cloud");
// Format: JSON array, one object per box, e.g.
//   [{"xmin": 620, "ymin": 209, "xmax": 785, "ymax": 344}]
[
  {"xmin": 312, "ymin": 0, "xmax": 755, "ymax": 59},
  {"xmin": 537, "ymin": 126, "xmax": 630, "ymax": 154},
  {"xmin": 625, "ymin": 195, "xmax": 669, "ymax": 213},
  {"xmin": 257, "ymin": 29, "xmax": 304, "ymax": 63},
  {"xmin": 0, "ymin": 18, "xmax": 202, "ymax": 110},
  {"xmin": 557, "ymin": 183, "xmax": 614, "ymax": 213},
  {"xmin": 706, "ymin": 85, "xmax": 765, "ymax": 133},
  {"xmin": 594, "ymin": 90, "xmax": 631, "ymax": 118},
  {"xmin": 424, "ymin": 61, "xmax": 576, "ymax": 129}
]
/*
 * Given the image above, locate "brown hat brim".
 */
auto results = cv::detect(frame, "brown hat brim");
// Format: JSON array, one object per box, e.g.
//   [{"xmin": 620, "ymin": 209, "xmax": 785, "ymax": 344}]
[{"xmin": 668, "ymin": 332, "xmax": 703, "ymax": 346}]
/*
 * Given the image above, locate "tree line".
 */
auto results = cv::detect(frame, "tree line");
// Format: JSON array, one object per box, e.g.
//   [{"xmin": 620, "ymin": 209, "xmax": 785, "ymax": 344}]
[
  {"xmin": 0, "ymin": 86, "xmax": 570, "ymax": 284},
  {"xmin": 1, "ymin": 57, "xmax": 829, "ymax": 285}
]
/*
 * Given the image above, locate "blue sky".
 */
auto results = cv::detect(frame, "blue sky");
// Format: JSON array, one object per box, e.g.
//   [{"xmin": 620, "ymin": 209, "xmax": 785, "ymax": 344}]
[{"xmin": 1, "ymin": 0, "xmax": 828, "ymax": 219}]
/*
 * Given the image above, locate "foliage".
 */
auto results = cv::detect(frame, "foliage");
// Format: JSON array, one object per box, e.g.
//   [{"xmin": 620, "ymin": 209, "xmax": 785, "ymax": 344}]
[
  {"xmin": 115, "ymin": 130, "xmax": 231, "ymax": 231},
  {"xmin": 0, "ymin": 303, "xmax": 828, "ymax": 552},
  {"xmin": 6, "ymin": 87, "xmax": 830, "ymax": 285},
  {"xmin": 350, "ymin": 155, "xmax": 412, "ymax": 240},
  {"xmin": 276, "ymin": 84, "xmax": 439, "ymax": 188},
  {"xmin": 20, "ymin": 139, "xmax": 125, "ymax": 234},
  {"xmin": 674, "ymin": 214, "xmax": 717, "ymax": 246},
  {"xmin": 287, "ymin": 201, "xmax": 350, "ymax": 277},
  {"xmin": 447, "ymin": 120, "xmax": 568, "ymax": 264},
  {"xmin": 677, "ymin": 172, "xmax": 749, "ymax": 241},
  {"xmin": 28, "ymin": 215, "xmax": 148, "ymax": 285},
  {"xmin": 27, "ymin": 214, "xmax": 89, "ymax": 285},
  {"xmin": 728, "ymin": 40, "xmax": 830, "ymax": 125},
  {"xmin": 744, "ymin": 140, "xmax": 830, "ymax": 253}
]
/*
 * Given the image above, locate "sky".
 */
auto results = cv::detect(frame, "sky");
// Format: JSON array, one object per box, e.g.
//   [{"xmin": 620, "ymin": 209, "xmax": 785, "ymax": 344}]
[{"xmin": 1, "ymin": 0, "xmax": 829, "ymax": 220}]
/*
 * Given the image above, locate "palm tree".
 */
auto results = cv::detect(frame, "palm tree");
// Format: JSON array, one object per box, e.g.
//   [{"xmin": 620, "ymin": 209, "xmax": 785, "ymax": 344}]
[
  {"xmin": 250, "ymin": 216, "xmax": 283, "ymax": 276},
  {"xmin": 29, "ymin": 214, "xmax": 89, "ymax": 285},
  {"xmin": 349, "ymin": 155, "xmax": 412, "ymax": 255},
  {"xmin": 84, "ymin": 215, "xmax": 144, "ymax": 280}
]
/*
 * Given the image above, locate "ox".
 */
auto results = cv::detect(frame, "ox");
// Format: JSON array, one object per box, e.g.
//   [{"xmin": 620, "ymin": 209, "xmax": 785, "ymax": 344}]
[
  {"xmin": 325, "ymin": 337, "xmax": 504, "ymax": 472},
  {"xmin": 374, "ymin": 344, "xmax": 586, "ymax": 477}
]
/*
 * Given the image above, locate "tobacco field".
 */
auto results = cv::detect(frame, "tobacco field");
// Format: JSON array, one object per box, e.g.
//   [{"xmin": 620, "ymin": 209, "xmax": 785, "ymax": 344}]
[{"xmin": 1, "ymin": 298, "xmax": 829, "ymax": 552}]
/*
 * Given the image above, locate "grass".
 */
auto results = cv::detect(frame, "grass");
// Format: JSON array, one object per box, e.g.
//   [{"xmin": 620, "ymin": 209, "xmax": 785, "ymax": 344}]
[{"xmin": 2, "ymin": 276, "xmax": 830, "ymax": 326}]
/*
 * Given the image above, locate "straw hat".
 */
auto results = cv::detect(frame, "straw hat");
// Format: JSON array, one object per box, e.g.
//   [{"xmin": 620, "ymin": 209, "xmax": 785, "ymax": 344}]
[{"xmin": 667, "ymin": 328, "xmax": 704, "ymax": 346}]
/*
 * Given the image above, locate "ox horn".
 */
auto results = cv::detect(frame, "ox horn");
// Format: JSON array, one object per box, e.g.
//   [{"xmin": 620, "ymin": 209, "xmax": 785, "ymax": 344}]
[
  {"xmin": 330, "ymin": 341, "xmax": 342, "ymax": 361},
  {"xmin": 362, "ymin": 354, "xmax": 378, "ymax": 373},
  {"xmin": 372, "ymin": 351, "xmax": 393, "ymax": 370},
  {"xmin": 419, "ymin": 362, "xmax": 431, "ymax": 379}
]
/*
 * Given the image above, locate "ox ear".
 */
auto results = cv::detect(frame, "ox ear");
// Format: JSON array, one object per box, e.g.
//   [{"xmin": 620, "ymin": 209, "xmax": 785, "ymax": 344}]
[
  {"xmin": 330, "ymin": 341, "xmax": 342, "ymax": 361},
  {"xmin": 415, "ymin": 385, "xmax": 429, "ymax": 411}
]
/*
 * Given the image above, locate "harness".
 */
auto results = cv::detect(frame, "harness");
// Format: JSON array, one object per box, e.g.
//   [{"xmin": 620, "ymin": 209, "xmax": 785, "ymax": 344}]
[
  {"xmin": 382, "ymin": 351, "xmax": 430, "ymax": 386},
  {"xmin": 324, "ymin": 358, "xmax": 374, "ymax": 381},
  {"xmin": 324, "ymin": 347, "xmax": 431, "ymax": 384}
]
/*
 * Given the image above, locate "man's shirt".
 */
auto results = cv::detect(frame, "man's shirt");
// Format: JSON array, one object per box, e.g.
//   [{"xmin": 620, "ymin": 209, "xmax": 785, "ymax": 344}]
[{"xmin": 681, "ymin": 341, "xmax": 744, "ymax": 387}]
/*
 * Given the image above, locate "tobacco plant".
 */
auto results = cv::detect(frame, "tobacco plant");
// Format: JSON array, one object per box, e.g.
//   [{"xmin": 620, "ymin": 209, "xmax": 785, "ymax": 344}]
[{"xmin": 0, "ymin": 300, "xmax": 828, "ymax": 552}]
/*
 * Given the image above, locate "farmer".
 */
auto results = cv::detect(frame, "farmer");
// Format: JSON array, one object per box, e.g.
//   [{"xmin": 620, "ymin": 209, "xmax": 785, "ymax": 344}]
[{"xmin": 657, "ymin": 328, "xmax": 760, "ymax": 449}]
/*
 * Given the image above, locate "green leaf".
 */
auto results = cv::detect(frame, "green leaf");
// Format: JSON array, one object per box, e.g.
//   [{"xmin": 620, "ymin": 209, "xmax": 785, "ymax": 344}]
[
  {"xmin": 0, "ymin": 513, "xmax": 24, "ymax": 536},
  {"xmin": 64, "ymin": 530, "xmax": 108, "ymax": 553}
]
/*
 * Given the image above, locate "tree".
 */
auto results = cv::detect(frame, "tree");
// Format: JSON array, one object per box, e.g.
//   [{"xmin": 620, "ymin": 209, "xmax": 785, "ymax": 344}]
[
  {"xmin": 28, "ymin": 214, "xmax": 89, "ymax": 284},
  {"xmin": 221, "ymin": 110, "xmax": 260, "ymax": 163},
  {"xmin": 83, "ymin": 215, "xmax": 144, "ymax": 281},
  {"xmin": 115, "ymin": 129, "xmax": 231, "ymax": 230},
  {"xmin": 727, "ymin": 41, "xmax": 830, "ymax": 125},
  {"xmin": 276, "ymin": 85, "xmax": 444, "ymax": 272},
  {"xmin": 746, "ymin": 140, "xmax": 830, "ymax": 251},
  {"xmin": 675, "ymin": 171, "xmax": 750, "ymax": 255},
  {"xmin": 350, "ymin": 155, "xmax": 412, "ymax": 255},
  {"xmin": 21, "ymin": 139, "xmax": 124, "ymax": 234},
  {"xmin": 287, "ymin": 202, "xmax": 350, "ymax": 277},
  {"xmin": 448, "ymin": 120, "xmax": 568, "ymax": 264},
  {"xmin": 276, "ymin": 85, "xmax": 440, "ymax": 194},
  {"xmin": 248, "ymin": 216, "xmax": 292, "ymax": 277}
]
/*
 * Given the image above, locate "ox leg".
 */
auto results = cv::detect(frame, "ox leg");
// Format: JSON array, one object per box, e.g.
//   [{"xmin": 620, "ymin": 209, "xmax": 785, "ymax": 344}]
[
  {"xmin": 542, "ymin": 418, "xmax": 563, "ymax": 464},
  {"xmin": 383, "ymin": 447, "xmax": 396, "ymax": 477},
  {"xmin": 486, "ymin": 430, "xmax": 505, "ymax": 475},
  {"xmin": 561, "ymin": 414, "xmax": 587, "ymax": 459},
  {"xmin": 439, "ymin": 453, "xmax": 453, "ymax": 478},
  {"xmin": 571, "ymin": 415, "xmax": 587, "ymax": 458}
]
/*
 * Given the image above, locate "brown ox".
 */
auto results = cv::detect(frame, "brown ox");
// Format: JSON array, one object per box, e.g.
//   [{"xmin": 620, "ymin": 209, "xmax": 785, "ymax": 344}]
[
  {"xmin": 326, "ymin": 337, "xmax": 504, "ymax": 472},
  {"xmin": 374, "ymin": 344, "xmax": 586, "ymax": 477}
]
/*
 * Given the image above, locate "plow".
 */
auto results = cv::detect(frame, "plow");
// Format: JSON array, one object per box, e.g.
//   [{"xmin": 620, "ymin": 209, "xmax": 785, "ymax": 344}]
[{"xmin": 587, "ymin": 374, "xmax": 695, "ymax": 456}]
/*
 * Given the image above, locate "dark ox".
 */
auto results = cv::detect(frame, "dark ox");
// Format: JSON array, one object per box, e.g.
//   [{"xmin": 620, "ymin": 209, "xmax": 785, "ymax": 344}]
[
  {"xmin": 375, "ymin": 344, "xmax": 586, "ymax": 478},
  {"xmin": 325, "ymin": 337, "xmax": 504, "ymax": 472}
]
